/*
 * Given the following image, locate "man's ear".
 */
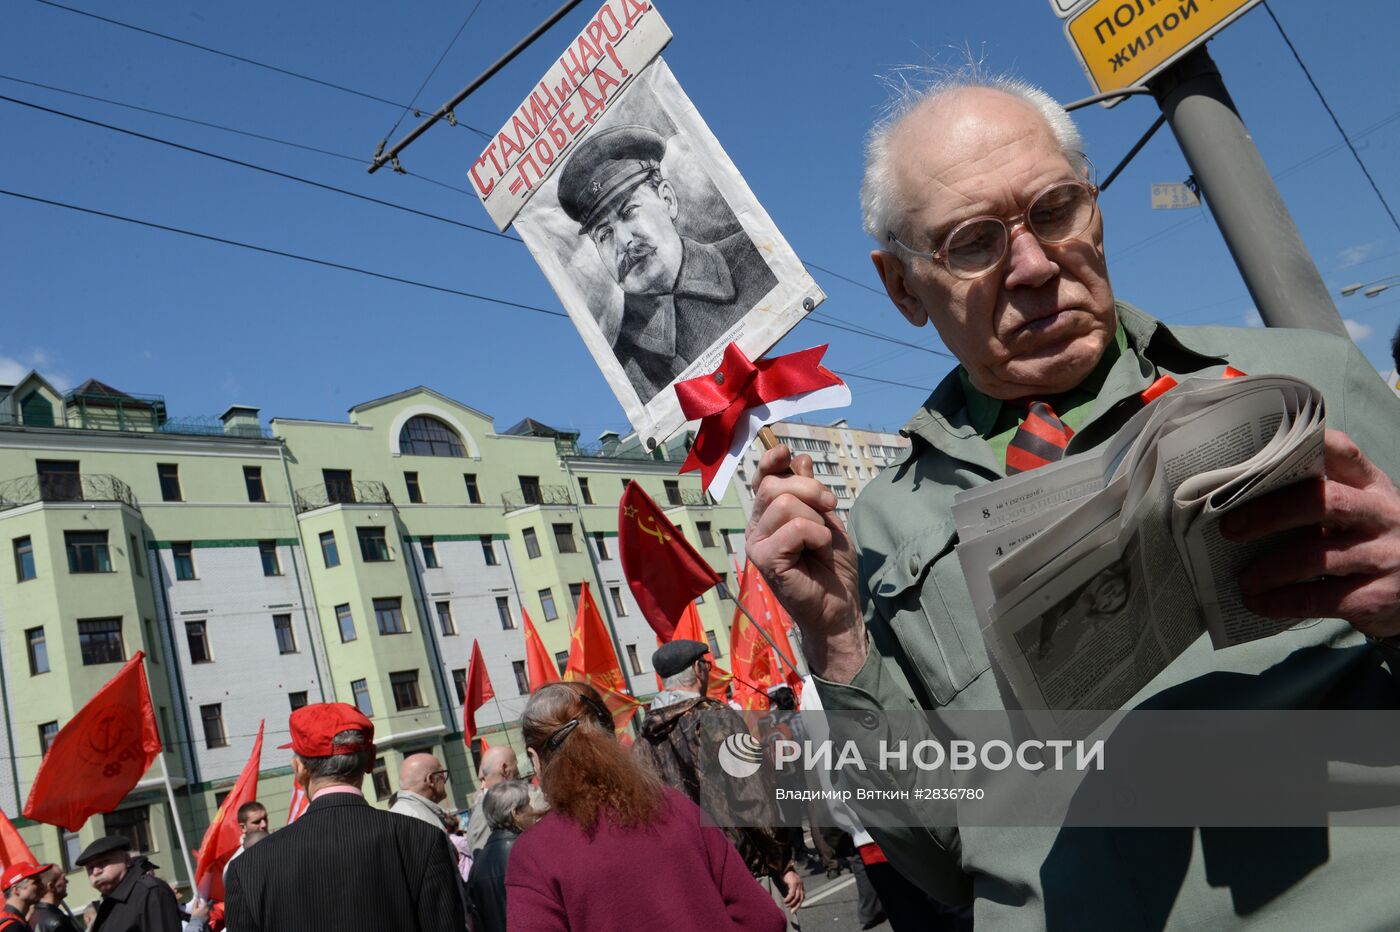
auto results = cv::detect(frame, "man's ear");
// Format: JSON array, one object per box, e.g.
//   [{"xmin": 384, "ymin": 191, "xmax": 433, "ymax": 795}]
[
  {"xmin": 870, "ymin": 250, "xmax": 929, "ymax": 327},
  {"xmin": 657, "ymin": 180, "xmax": 679, "ymax": 221}
]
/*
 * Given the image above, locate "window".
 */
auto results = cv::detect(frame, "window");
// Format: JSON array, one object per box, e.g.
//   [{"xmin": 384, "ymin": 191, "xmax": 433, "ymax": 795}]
[
  {"xmin": 26, "ymin": 628, "xmax": 48, "ymax": 675},
  {"xmin": 512, "ymin": 660, "xmax": 529, "ymax": 694},
  {"xmin": 569, "ymin": 583, "xmax": 583, "ymax": 611},
  {"xmin": 65, "ymin": 530, "xmax": 111, "ymax": 574},
  {"xmin": 421, "ymin": 537, "xmax": 439, "ymax": 569},
  {"xmin": 157, "ymin": 463, "xmax": 182, "ymax": 502},
  {"xmin": 452, "ymin": 668, "xmax": 467, "ymax": 703},
  {"xmin": 390, "ymin": 670, "xmax": 424, "ymax": 711},
  {"xmin": 435, "ymin": 600, "xmax": 457, "ymax": 636},
  {"xmin": 289, "ymin": 691, "xmax": 308, "ymax": 710},
  {"xmin": 37, "ymin": 460, "xmax": 81, "ymax": 502},
  {"xmin": 553, "ymin": 523, "xmax": 577, "ymax": 554},
  {"xmin": 323, "ymin": 469, "xmax": 355, "ymax": 504},
  {"xmin": 626, "ymin": 644, "xmax": 642, "ymax": 675},
  {"xmin": 578, "ymin": 477, "xmax": 593, "ymax": 504},
  {"xmin": 38, "ymin": 721, "xmax": 58, "ymax": 756},
  {"xmin": 555, "ymin": 650, "xmax": 570, "ymax": 676},
  {"xmin": 480, "ymin": 536, "xmax": 498, "ymax": 566},
  {"xmin": 335, "ymin": 604, "xmax": 357, "ymax": 642},
  {"xmin": 497, "ymin": 596, "xmax": 515, "ymax": 630},
  {"xmin": 371, "ymin": 757, "xmax": 390, "ymax": 800},
  {"xmin": 143, "ymin": 618, "xmax": 160, "ymax": 664},
  {"xmin": 593, "ymin": 532, "xmax": 610, "ymax": 561},
  {"xmin": 695, "ymin": 591, "xmax": 705, "ymax": 604},
  {"xmin": 319, "ymin": 531, "xmax": 340, "ymax": 568},
  {"xmin": 172, "ymin": 541, "xmax": 195, "ymax": 580},
  {"xmin": 696, "ymin": 522, "xmax": 715, "ymax": 548},
  {"xmin": 78, "ymin": 618, "xmax": 124, "ymax": 665},
  {"xmin": 357, "ymin": 527, "xmax": 390, "ymax": 562},
  {"xmin": 608, "ymin": 586, "xmax": 628, "ymax": 617},
  {"xmin": 373, "ymin": 597, "xmax": 406, "ymax": 635},
  {"xmin": 399, "ymin": 415, "xmax": 465, "ymax": 457},
  {"xmin": 104, "ymin": 807, "xmax": 152, "ymax": 855},
  {"xmin": 404, "ymin": 471, "xmax": 423, "ymax": 503},
  {"xmin": 520, "ymin": 476, "xmax": 542, "ymax": 505},
  {"xmin": 706, "ymin": 630, "xmax": 722, "ymax": 658},
  {"xmin": 722, "ymin": 530, "xmax": 735, "ymax": 555},
  {"xmin": 243, "ymin": 465, "xmax": 266, "ymax": 502},
  {"xmin": 186, "ymin": 621, "xmax": 212, "ymax": 664},
  {"xmin": 664, "ymin": 479, "xmax": 682, "ymax": 506},
  {"xmin": 523, "ymin": 528, "xmax": 541, "ymax": 559},
  {"xmin": 61, "ymin": 830, "xmax": 81, "ymax": 872},
  {"xmin": 130, "ymin": 534, "xmax": 144, "ymax": 577},
  {"xmin": 539, "ymin": 588, "xmax": 558, "ymax": 621},
  {"xmin": 14, "ymin": 536, "xmax": 35, "ymax": 582},
  {"xmin": 259, "ymin": 541, "xmax": 282, "ymax": 576},
  {"xmin": 200, "ymin": 704, "xmax": 228, "ymax": 748},
  {"xmin": 719, "ymin": 573, "xmax": 730, "ymax": 599},
  {"xmin": 464, "ymin": 473, "xmax": 481, "ymax": 504},
  {"xmin": 273, "ymin": 614, "xmax": 298, "ymax": 654},
  {"xmin": 351, "ymin": 678, "xmax": 374, "ymax": 717}
]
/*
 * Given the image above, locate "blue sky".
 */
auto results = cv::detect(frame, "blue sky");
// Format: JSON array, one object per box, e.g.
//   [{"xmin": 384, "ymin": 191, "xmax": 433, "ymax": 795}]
[{"xmin": 3, "ymin": 0, "xmax": 1397, "ymax": 439}]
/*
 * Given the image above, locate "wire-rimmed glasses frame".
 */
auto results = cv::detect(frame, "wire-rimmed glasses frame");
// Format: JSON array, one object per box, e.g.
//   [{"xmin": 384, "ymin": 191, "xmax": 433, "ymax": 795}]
[{"xmin": 885, "ymin": 163, "xmax": 1100, "ymax": 280}]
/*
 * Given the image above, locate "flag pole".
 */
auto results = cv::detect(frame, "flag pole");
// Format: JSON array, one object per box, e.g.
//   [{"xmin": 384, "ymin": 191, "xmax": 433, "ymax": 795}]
[
  {"xmin": 716, "ymin": 581, "xmax": 800, "ymax": 676},
  {"xmin": 489, "ymin": 693, "xmax": 518, "ymax": 751},
  {"xmin": 156, "ymin": 754, "xmax": 196, "ymax": 889}
]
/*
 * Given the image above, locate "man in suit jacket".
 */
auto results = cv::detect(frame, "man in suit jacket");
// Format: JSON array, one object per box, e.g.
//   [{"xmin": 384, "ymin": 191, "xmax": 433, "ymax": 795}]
[{"xmin": 225, "ymin": 703, "xmax": 465, "ymax": 931}]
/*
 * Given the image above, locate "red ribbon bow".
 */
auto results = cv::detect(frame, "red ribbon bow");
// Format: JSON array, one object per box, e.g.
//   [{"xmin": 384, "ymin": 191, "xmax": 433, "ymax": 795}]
[{"xmin": 675, "ymin": 343, "xmax": 842, "ymax": 488}]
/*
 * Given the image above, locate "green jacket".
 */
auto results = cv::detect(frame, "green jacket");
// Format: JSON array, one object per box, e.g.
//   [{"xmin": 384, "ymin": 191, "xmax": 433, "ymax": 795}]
[{"xmin": 817, "ymin": 303, "xmax": 1400, "ymax": 930}]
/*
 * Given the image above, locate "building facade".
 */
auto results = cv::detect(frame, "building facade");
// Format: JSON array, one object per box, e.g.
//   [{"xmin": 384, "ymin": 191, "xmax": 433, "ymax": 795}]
[{"xmin": 0, "ymin": 373, "xmax": 747, "ymax": 902}]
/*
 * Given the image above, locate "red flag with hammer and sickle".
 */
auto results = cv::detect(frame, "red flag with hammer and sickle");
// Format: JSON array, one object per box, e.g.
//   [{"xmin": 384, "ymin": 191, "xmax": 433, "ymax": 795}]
[
  {"xmin": 619, "ymin": 481, "xmax": 721, "ymax": 640},
  {"xmin": 24, "ymin": 652, "xmax": 161, "ymax": 832}
]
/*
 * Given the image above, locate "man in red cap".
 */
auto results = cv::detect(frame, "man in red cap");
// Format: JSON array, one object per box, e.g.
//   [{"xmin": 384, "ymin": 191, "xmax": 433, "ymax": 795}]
[
  {"xmin": 0, "ymin": 861, "xmax": 50, "ymax": 931},
  {"xmin": 224, "ymin": 703, "xmax": 464, "ymax": 931}
]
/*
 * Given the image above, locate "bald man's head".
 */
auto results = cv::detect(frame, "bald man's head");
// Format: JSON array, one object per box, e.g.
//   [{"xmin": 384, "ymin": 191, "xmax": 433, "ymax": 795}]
[
  {"xmin": 478, "ymin": 747, "xmax": 519, "ymax": 788},
  {"xmin": 399, "ymin": 753, "xmax": 449, "ymax": 803}
]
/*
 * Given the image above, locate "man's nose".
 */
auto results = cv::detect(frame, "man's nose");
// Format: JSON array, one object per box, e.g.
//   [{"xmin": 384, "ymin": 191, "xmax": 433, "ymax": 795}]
[{"xmin": 1002, "ymin": 224, "xmax": 1059, "ymax": 289}]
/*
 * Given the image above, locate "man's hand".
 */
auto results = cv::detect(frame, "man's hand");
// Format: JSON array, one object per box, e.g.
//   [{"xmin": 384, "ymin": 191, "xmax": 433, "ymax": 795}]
[
  {"xmin": 1223, "ymin": 429, "xmax": 1400, "ymax": 636},
  {"xmin": 746, "ymin": 445, "xmax": 865, "ymax": 682},
  {"xmin": 781, "ymin": 868, "xmax": 805, "ymax": 910}
]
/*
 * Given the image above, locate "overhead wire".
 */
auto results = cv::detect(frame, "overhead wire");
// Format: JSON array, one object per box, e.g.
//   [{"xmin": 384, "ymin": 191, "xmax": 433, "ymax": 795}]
[
  {"xmin": 382, "ymin": 0, "xmax": 486, "ymax": 141},
  {"xmin": 29, "ymin": 0, "xmax": 491, "ymax": 138},
  {"xmin": 0, "ymin": 187, "xmax": 932, "ymax": 392}
]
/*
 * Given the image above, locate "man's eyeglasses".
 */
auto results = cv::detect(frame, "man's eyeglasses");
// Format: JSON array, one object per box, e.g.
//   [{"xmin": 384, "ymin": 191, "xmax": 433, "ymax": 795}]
[
  {"xmin": 429, "ymin": 769, "xmax": 450, "ymax": 782},
  {"xmin": 886, "ymin": 175, "xmax": 1099, "ymax": 281}
]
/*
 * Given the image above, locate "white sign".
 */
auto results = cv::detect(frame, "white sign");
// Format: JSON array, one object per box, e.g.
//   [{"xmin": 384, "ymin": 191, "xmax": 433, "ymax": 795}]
[{"xmin": 1151, "ymin": 182, "xmax": 1200, "ymax": 209}]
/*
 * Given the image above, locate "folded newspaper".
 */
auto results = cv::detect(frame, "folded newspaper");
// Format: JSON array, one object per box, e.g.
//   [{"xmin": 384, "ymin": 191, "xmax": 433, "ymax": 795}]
[{"xmin": 951, "ymin": 375, "xmax": 1326, "ymax": 735}]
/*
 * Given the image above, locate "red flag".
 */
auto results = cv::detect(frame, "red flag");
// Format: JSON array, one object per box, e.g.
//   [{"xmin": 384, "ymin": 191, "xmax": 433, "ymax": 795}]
[
  {"xmin": 23, "ymin": 652, "xmax": 161, "ymax": 831},
  {"xmin": 463, "ymin": 640, "xmax": 495, "ymax": 749},
  {"xmin": 619, "ymin": 482, "xmax": 721, "ymax": 640},
  {"xmin": 286, "ymin": 783, "xmax": 309, "ymax": 825},
  {"xmin": 193, "ymin": 721, "xmax": 263, "ymax": 901},
  {"xmin": 479, "ymin": 737, "xmax": 492, "ymax": 754},
  {"xmin": 522, "ymin": 608, "xmax": 560, "ymax": 691},
  {"xmin": 0, "ymin": 810, "xmax": 35, "ymax": 870},
  {"xmin": 745, "ymin": 564, "xmax": 805, "ymax": 699},
  {"xmin": 564, "ymin": 582, "xmax": 642, "ymax": 731},
  {"xmin": 729, "ymin": 564, "xmax": 788, "ymax": 711}
]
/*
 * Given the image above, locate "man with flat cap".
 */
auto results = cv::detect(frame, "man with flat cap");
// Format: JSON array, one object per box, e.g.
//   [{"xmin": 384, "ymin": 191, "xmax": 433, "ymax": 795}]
[
  {"xmin": 224, "ymin": 703, "xmax": 464, "ymax": 931},
  {"xmin": 75, "ymin": 837, "xmax": 180, "ymax": 932},
  {"xmin": 557, "ymin": 124, "xmax": 778, "ymax": 400},
  {"xmin": 634, "ymin": 640, "xmax": 804, "ymax": 924}
]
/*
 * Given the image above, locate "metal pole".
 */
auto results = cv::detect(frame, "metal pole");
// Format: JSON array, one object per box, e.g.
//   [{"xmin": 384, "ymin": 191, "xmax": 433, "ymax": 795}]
[
  {"xmin": 156, "ymin": 754, "xmax": 197, "ymax": 887},
  {"xmin": 368, "ymin": 0, "xmax": 584, "ymax": 173},
  {"xmin": 716, "ymin": 582, "xmax": 799, "ymax": 676},
  {"xmin": 1149, "ymin": 46, "xmax": 1346, "ymax": 337}
]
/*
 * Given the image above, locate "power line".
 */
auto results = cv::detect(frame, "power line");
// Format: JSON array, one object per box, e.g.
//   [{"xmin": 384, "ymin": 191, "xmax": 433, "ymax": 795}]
[
  {"xmin": 808, "ymin": 313, "xmax": 954, "ymax": 359},
  {"xmin": 30, "ymin": 0, "xmax": 489, "ymax": 139},
  {"xmin": 0, "ymin": 73, "xmax": 482, "ymax": 199},
  {"xmin": 382, "ymin": 0, "xmax": 485, "ymax": 141},
  {"xmin": 804, "ymin": 259, "xmax": 888, "ymax": 298},
  {"xmin": 0, "ymin": 93, "xmax": 518, "ymax": 243},
  {"xmin": 1262, "ymin": 1, "xmax": 1400, "ymax": 235}
]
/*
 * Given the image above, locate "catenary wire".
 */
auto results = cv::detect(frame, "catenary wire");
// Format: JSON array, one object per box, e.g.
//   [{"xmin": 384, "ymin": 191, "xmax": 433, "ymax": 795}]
[{"xmin": 382, "ymin": 0, "xmax": 486, "ymax": 141}]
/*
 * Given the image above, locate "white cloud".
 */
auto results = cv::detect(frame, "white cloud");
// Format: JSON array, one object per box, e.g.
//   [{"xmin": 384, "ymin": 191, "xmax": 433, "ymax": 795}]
[
  {"xmin": 0, "ymin": 356, "xmax": 29, "ymax": 385},
  {"xmin": 1343, "ymin": 319, "xmax": 1374, "ymax": 342},
  {"xmin": 1338, "ymin": 241, "xmax": 1381, "ymax": 269},
  {"xmin": 1242, "ymin": 308, "xmax": 1264, "ymax": 328},
  {"xmin": 0, "ymin": 349, "xmax": 71, "ymax": 391}
]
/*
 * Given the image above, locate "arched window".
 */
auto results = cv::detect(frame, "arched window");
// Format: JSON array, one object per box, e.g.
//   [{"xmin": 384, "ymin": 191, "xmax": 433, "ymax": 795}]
[{"xmin": 399, "ymin": 415, "xmax": 465, "ymax": 457}]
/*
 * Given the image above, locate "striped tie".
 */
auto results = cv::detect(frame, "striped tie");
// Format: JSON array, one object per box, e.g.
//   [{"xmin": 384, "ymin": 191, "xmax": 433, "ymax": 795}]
[{"xmin": 1005, "ymin": 401, "xmax": 1073, "ymax": 475}]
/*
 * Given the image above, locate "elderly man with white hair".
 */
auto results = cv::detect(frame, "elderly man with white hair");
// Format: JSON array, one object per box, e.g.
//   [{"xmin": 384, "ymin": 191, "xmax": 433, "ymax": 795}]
[{"xmin": 747, "ymin": 66, "xmax": 1400, "ymax": 931}]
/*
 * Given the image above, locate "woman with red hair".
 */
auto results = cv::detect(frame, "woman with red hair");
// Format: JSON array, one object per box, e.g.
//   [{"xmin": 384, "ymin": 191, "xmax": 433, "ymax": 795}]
[{"xmin": 506, "ymin": 681, "xmax": 785, "ymax": 932}]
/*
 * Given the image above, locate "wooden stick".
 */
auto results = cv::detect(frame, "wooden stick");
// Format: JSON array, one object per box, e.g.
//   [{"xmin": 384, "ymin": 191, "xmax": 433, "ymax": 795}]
[{"xmin": 758, "ymin": 426, "xmax": 779, "ymax": 450}]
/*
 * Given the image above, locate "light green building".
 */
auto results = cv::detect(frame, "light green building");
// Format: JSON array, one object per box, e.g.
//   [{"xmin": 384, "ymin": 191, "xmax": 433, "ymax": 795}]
[{"xmin": 0, "ymin": 372, "xmax": 749, "ymax": 904}]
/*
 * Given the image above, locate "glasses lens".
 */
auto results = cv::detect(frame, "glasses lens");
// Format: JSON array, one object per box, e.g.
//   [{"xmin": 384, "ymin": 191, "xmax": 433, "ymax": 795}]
[
  {"xmin": 1028, "ymin": 182, "xmax": 1094, "ymax": 243},
  {"xmin": 944, "ymin": 218, "xmax": 1007, "ymax": 277}
]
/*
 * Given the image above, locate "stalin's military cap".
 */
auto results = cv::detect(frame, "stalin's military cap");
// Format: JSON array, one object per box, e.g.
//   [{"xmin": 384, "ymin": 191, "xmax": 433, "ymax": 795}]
[
  {"xmin": 652, "ymin": 639, "xmax": 710, "ymax": 679},
  {"xmin": 557, "ymin": 125, "xmax": 667, "ymax": 231},
  {"xmin": 74, "ymin": 835, "xmax": 132, "ymax": 867}
]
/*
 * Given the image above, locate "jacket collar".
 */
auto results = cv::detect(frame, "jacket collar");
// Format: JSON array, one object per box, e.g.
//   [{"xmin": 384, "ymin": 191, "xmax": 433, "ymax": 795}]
[{"xmin": 106, "ymin": 862, "xmax": 145, "ymax": 903}]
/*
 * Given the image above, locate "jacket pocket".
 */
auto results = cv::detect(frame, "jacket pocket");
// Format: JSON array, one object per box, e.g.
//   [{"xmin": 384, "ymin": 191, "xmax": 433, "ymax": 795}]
[{"xmin": 869, "ymin": 528, "xmax": 990, "ymax": 706}]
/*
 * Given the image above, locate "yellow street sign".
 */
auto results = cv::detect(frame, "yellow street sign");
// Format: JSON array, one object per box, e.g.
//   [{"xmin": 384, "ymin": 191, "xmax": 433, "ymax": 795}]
[{"xmin": 1065, "ymin": 0, "xmax": 1261, "ymax": 95}]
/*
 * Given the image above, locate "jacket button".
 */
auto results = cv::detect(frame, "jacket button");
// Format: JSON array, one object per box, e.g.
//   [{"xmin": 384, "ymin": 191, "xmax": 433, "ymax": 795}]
[{"xmin": 859, "ymin": 712, "xmax": 879, "ymax": 730}]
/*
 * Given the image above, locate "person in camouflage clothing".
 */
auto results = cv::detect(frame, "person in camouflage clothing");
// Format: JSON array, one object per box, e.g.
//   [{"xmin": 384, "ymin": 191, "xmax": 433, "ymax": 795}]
[{"xmin": 634, "ymin": 640, "xmax": 805, "ymax": 925}]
